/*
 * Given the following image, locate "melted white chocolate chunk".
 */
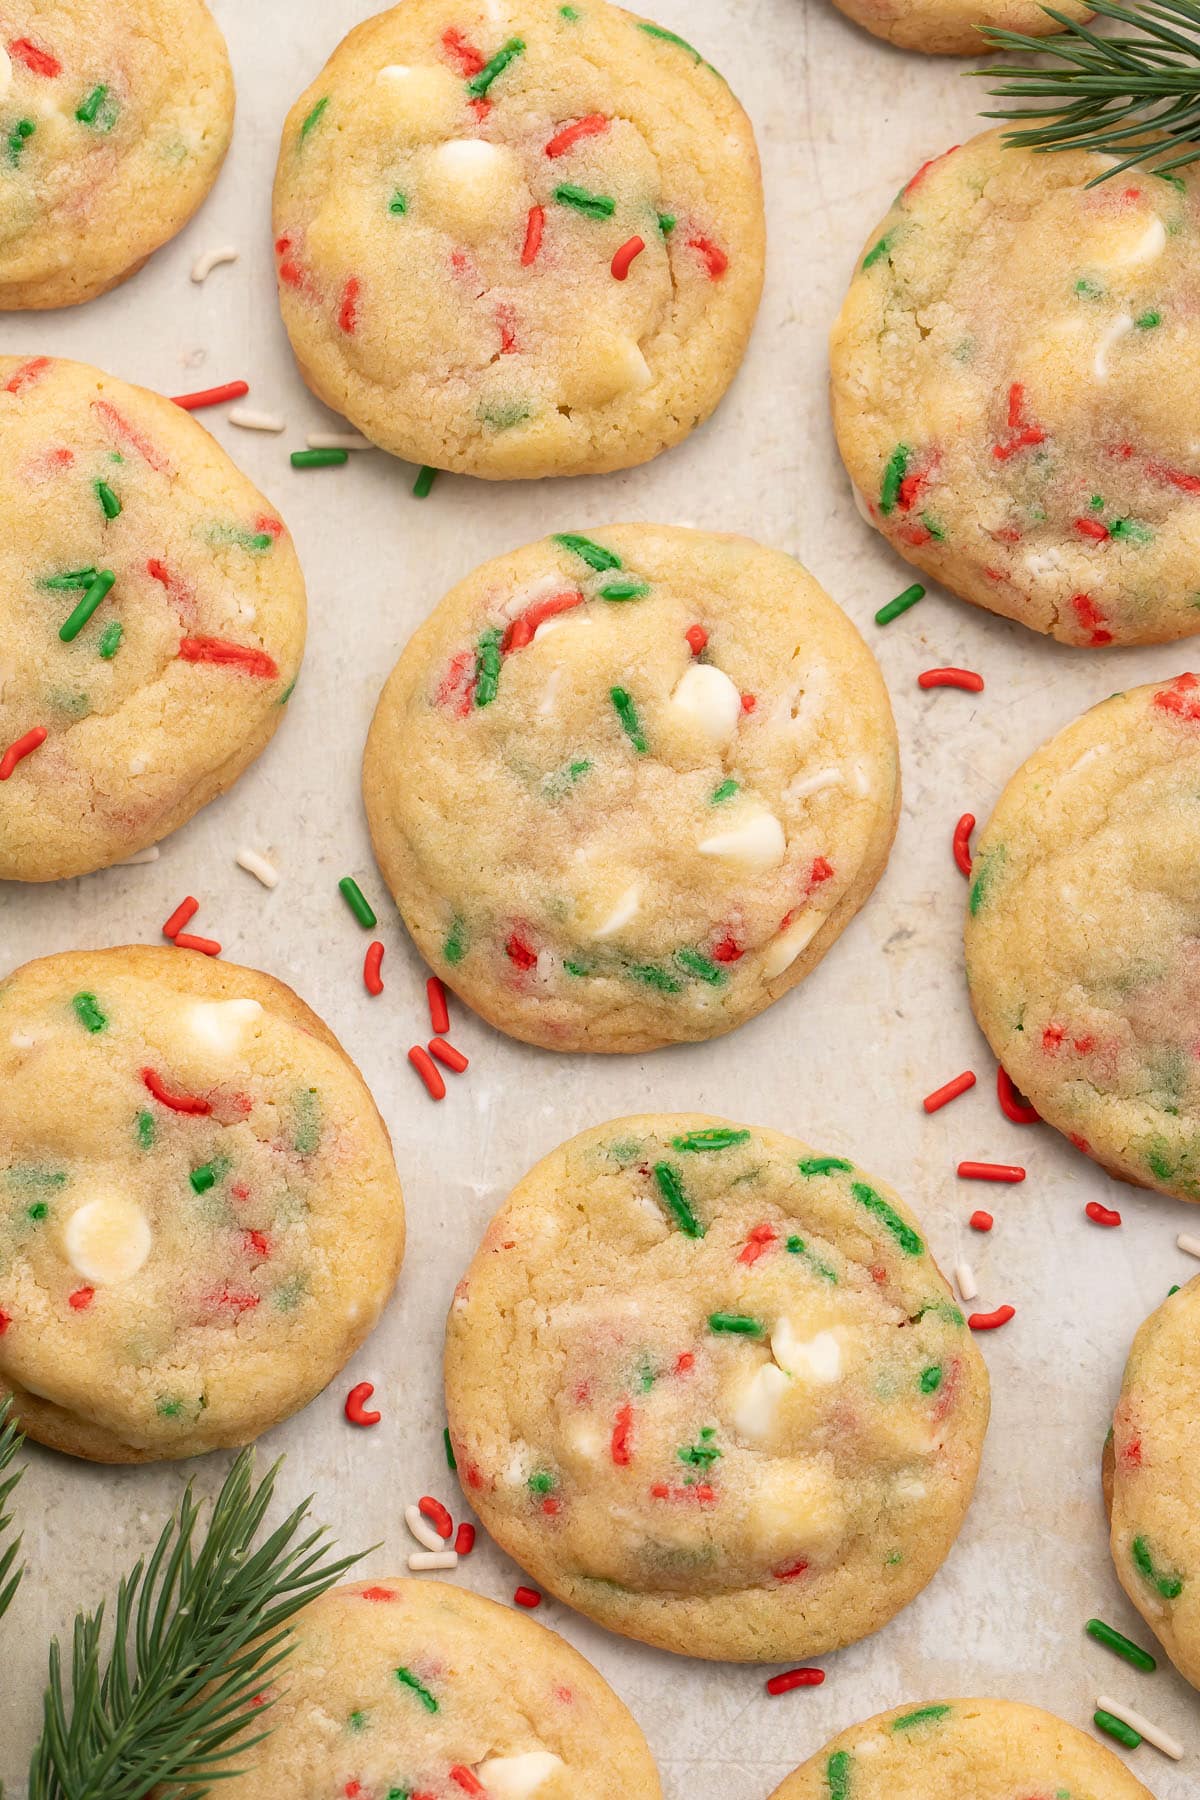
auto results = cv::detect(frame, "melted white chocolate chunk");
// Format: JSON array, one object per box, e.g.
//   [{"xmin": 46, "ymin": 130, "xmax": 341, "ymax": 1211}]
[
  {"xmin": 63, "ymin": 1193, "xmax": 152, "ymax": 1285},
  {"xmin": 185, "ymin": 998, "xmax": 263, "ymax": 1059},
  {"xmin": 478, "ymin": 1751, "xmax": 566, "ymax": 1796},
  {"xmin": 668, "ymin": 662, "xmax": 742, "ymax": 746},
  {"xmin": 698, "ymin": 809, "xmax": 786, "ymax": 875}
]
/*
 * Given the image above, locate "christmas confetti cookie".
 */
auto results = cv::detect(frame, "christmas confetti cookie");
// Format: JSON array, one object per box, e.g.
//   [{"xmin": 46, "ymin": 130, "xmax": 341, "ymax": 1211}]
[
  {"xmin": 0, "ymin": 355, "xmax": 306, "ymax": 882},
  {"xmin": 828, "ymin": 0, "xmax": 1090, "ymax": 56},
  {"xmin": 443, "ymin": 1115, "xmax": 989, "ymax": 1662},
  {"xmin": 0, "ymin": 0, "xmax": 233, "ymax": 309},
  {"xmin": 363, "ymin": 526, "xmax": 899, "ymax": 1053},
  {"xmin": 1106, "ymin": 1275, "xmax": 1200, "ymax": 1691},
  {"xmin": 767, "ymin": 1697, "xmax": 1154, "ymax": 1798},
  {"xmin": 831, "ymin": 128, "xmax": 1200, "ymax": 646},
  {"xmin": 220, "ymin": 1578, "xmax": 662, "ymax": 1798},
  {"xmin": 0, "ymin": 946, "xmax": 405, "ymax": 1463},
  {"xmin": 271, "ymin": 0, "xmax": 764, "ymax": 478},
  {"xmin": 966, "ymin": 674, "xmax": 1200, "ymax": 1204}
]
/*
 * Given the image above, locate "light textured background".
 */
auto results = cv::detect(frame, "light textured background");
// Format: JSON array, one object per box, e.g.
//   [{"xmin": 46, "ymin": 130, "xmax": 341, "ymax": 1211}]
[{"xmin": 1, "ymin": 0, "xmax": 1196, "ymax": 1791}]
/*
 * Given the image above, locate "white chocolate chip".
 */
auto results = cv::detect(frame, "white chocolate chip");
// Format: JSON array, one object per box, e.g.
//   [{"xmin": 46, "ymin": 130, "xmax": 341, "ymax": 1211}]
[
  {"xmin": 748, "ymin": 1459, "xmax": 847, "ymax": 1559},
  {"xmin": 588, "ymin": 883, "xmax": 641, "ymax": 940},
  {"xmin": 771, "ymin": 1321, "xmax": 842, "ymax": 1383},
  {"xmin": 185, "ymin": 998, "xmax": 263, "ymax": 1059},
  {"xmin": 424, "ymin": 139, "xmax": 520, "ymax": 236},
  {"xmin": 732, "ymin": 1361, "xmax": 790, "ymax": 1441},
  {"xmin": 759, "ymin": 910, "xmax": 823, "ymax": 979},
  {"xmin": 698, "ymin": 809, "xmax": 786, "ymax": 875},
  {"xmin": 1093, "ymin": 313, "xmax": 1133, "ymax": 381},
  {"xmin": 477, "ymin": 1752, "xmax": 566, "ymax": 1798},
  {"xmin": 63, "ymin": 1194, "xmax": 152, "ymax": 1286},
  {"xmin": 785, "ymin": 766, "xmax": 842, "ymax": 804},
  {"xmin": 668, "ymin": 663, "xmax": 742, "ymax": 747}
]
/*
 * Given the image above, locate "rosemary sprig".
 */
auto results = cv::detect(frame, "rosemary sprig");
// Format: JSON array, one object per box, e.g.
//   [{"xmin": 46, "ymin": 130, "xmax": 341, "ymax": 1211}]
[
  {"xmin": 979, "ymin": 0, "xmax": 1200, "ymax": 182},
  {"xmin": 27, "ymin": 1449, "xmax": 363, "ymax": 1800},
  {"xmin": 0, "ymin": 1397, "xmax": 25, "ymax": 1624}
]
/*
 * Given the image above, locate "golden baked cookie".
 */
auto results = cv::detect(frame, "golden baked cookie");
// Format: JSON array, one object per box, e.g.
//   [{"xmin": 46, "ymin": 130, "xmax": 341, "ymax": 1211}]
[
  {"xmin": 363, "ymin": 526, "xmax": 899, "ymax": 1053},
  {"xmin": 767, "ymin": 1697, "xmax": 1154, "ymax": 1798},
  {"xmin": 272, "ymin": 0, "xmax": 764, "ymax": 478},
  {"xmin": 0, "ymin": 355, "xmax": 306, "ymax": 882},
  {"xmin": 0, "ymin": 947, "xmax": 405, "ymax": 1463},
  {"xmin": 0, "ymin": 1, "xmax": 233, "ymax": 308},
  {"xmin": 444, "ymin": 1115, "xmax": 988, "ymax": 1662},
  {"xmin": 1109, "ymin": 1276, "xmax": 1200, "ymax": 1690},
  {"xmin": 832, "ymin": 129, "xmax": 1200, "ymax": 645},
  {"xmin": 966, "ymin": 675, "xmax": 1200, "ymax": 1203},
  {"xmin": 829, "ymin": 0, "xmax": 1091, "ymax": 56},
  {"xmin": 219, "ymin": 1578, "xmax": 662, "ymax": 1798}
]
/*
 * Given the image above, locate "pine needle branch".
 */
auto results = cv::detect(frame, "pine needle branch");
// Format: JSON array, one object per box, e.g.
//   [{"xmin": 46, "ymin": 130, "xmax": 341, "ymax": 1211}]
[
  {"xmin": 0, "ymin": 1398, "xmax": 25, "ymax": 1625},
  {"xmin": 27, "ymin": 1448, "xmax": 364, "ymax": 1800},
  {"xmin": 977, "ymin": 0, "xmax": 1200, "ymax": 180}
]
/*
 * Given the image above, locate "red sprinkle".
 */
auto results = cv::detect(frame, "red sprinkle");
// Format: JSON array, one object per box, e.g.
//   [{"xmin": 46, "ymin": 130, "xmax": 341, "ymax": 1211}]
[
  {"xmin": 170, "ymin": 380, "xmax": 249, "ymax": 412},
  {"xmin": 0, "ymin": 726, "xmax": 47, "ymax": 782},
  {"xmin": 93, "ymin": 399, "xmax": 170, "ymax": 472},
  {"xmin": 923, "ymin": 1070, "xmax": 976, "ymax": 1114},
  {"xmin": 427, "ymin": 976, "xmax": 449, "ymax": 1034},
  {"xmin": 142, "ymin": 1067, "xmax": 211, "ymax": 1115},
  {"xmin": 450, "ymin": 1770, "xmax": 485, "ymax": 1796},
  {"xmin": 173, "ymin": 933, "xmax": 222, "ymax": 956},
  {"xmin": 454, "ymin": 1522, "xmax": 476, "ymax": 1556},
  {"xmin": 902, "ymin": 145, "xmax": 959, "ymax": 197},
  {"xmin": 68, "ymin": 1287, "xmax": 95, "ymax": 1311},
  {"xmin": 506, "ymin": 933, "xmax": 538, "ymax": 971},
  {"xmin": 685, "ymin": 624, "xmax": 708, "ymax": 655},
  {"xmin": 442, "ymin": 26, "xmax": 485, "ymax": 74},
  {"xmin": 178, "ymin": 637, "xmax": 279, "ymax": 679},
  {"xmin": 969, "ymin": 1305, "xmax": 1015, "ymax": 1331},
  {"xmin": 611, "ymin": 1400, "xmax": 634, "ymax": 1466},
  {"xmin": 688, "ymin": 236, "xmax": 728, "ymax": 278},
  {"xmin": 4, "ymin": 356, "xmax": 51, "ymax": 394},
  {"xmin": 344, "ymin": 1382, "xmax": 382, "ymax": 1427},
  {"xmin": 363, "ymin": 941, "xmax": 385, "ymax": 996},
  {"xmin": 773, "ymin": 1558, "xmax": 810, "ymax": 1582},
  {"xmin": 993, "ymin": 383, "xmax": 1047, "ymax": 460},
  {"xmin": 958, "ymin": 1160, "xmax": 1024, "ymax": 1183},
  {"xmin": 162, "ymin": 896, "xmax": 199, "ymax": 940},
  {"xmin": 8, "ymin": 38, "xmax": 62, "ymax": 78},
  {"xmin": 919, "ymin": 668, "xmax": 985, "ymax": 693},
  {"xmin": 338, "ymin": 277, "xmax": 360, "ymax": 335},
  {"xmin": 996, "ymin": 1066, "xmax": 1040, "ymax": 1124},
  {"xmin": 712, "ymin": 936, "xmax": 743, "ymax": 963},
  {"xmin": 513, "ymin": 1586, "xmax": 541, "ymax": 1609},
  {"xmin": 1071, "ymin": 591, "xmax": 1113, "ymax": 647},
  {"xmin": 521, "ymin": 204, "xmax": 545, "ymax": 266},
  {"xmin": 970, "ymin": 1210, "xmax": 994, "ymax": 1232},
  {"xmin": 1146, "ymin": 457, "xmax": 1200, "ymax": 495},
  {"xmin": 1086, "ymin": 1201, "xmax": 1122, "ymax": 1227},
  {"xmin": 1074, "ymin": 517, "xmax": 1110, "ymax": 542},
  {"xmin": 361, "ymin": 1585, "xmax": 395, "ymax": 1601},
  {"xmin": 740, "ymin": 692, "xmax": 756, "ymax": 713},
  {"xmin": 737, "ymin": 1223, "xmax": 776, "ymax": 1266},
  {"xmin": 419, "ymin": 1496, "xmax": 454, "ymax": 1539},
  {"xmin": 611, "ymin": 235, "xmax": 646, "ymax": 280},
  {"xmin": 766, "ymin": 1668, "xmax": 825, "ymax": 1696},
  {"xmin": 545, "ymin": 114, "xmax": 608, "ymax": 157},
  {"xmin": 502, "ymin": 591, "xmax": 584, "ymax": 652},
  {"xmin": 0, "ymin": 1311, "xmax": 9, "ymax": 1336},
  {"xmin": 429, "ymin": 1037, "xmax": 469, "ymax": 1073},
  {"xmin": 408, "ymin": 1045, "xmax": 446, "ymax": 1101},
  {"xmin": 953, "ymin": 813, "xmax": 974, "ymax": 878}
]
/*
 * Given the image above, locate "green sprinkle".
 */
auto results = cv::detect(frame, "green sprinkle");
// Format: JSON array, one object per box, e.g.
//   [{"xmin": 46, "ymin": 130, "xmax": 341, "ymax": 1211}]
[
  {"xmin": 919, "ymin": 1365, "xmax": 942, "ymax": 1393},
  {"xmin": 598, "ymin": 577, "xmax": 649, "ymax": 601},
  {"xmin": 1135, "ymin": 309, "xmax": 1161, "ymax": 329},
  {"xmin": 338, "ymin": 876, "xmax": 377, "ymax": 929},
  {"xmin": 921, "ymin": 513, "xmax": 945, "ymax": 542},
  {"xmin": 1132, "ymin": 1535, "xmax": 1184, "ymax": 1600},
  {"xmin": 1090, "ymin": 494, "xmax": 1105, "ymax": 510},
  {"xmin": 444, "ymin": 918, "xmax": 467, "ymax": 965},
  {"xmin": 657, "ymin": 211, "xmax": 676, "ymax": 235},
  {"xmin": 26, "ymin": 1202, "xmax": 48, "ymax": 1223},
  {"xmin": 7, "ymin": 118, "xmax": 34, "ymax": 163},
  {"xmin": 1110, "ymin": 517, "xmax": 1153, "ymax": 543},
  {"xmin": 678, "ymin": 1426, "xmax": 721, "ymax": 1467},
  {"xmin": 41, "ymin": 568, "xmax": 98, "ymax": 590},
  {"xmin": 389, "ymin": 190, "xmax": 408, "ymax": 215},
  {"xmin": 204, "ymin": 525, "xmax": 275, "ymax": 553},
  {"xmin": 395, "ymin": 1666, "xmax": 438, "ymax": 1713},
  {"xmin": 629, "ymin": 962, "xmax": 680, "ymax": 993},
  {"xmin": 291, "ymin": 448, "xmax": 348, "ymax": 468},
  {"xmin": 560, "ymin": 5, "xmax": 580, "ymax": 16},
  {"xmin": 710, "ymin": 779, "xmax": 739, "ymax": 804},
  {"xmin": 412, "ymin": 465, "xmax": 438, "ymax": 498},
  {"xmin": 299, "ymin": 95, "xmax": 330, "ymax": 140},
  {"xmin": 59, "ymin": 569, "xmax": 115, "ymax": 643},
  {"xmin": 554, "ymin": 183, "xmax": 616, "ymax": 219},
  {"xmin": 474, "ymin": 627, "xmax": 502, "ymax": 708},
  {"xmin": 708, "ymin": 1312, "xmax": 763, "ymax": 1335},
  {"xmin": 293, "ymin": 1088, "xmax": 322, "ymax": 1156},
  {"xmin": 1086, "ymin": 1617, "xmax": 1157, "ymax": 1671},
  {"xmin": 1075, "ymin": 275, "xmax": 1104, "ymax": 299},
  {"xmin": 826, "ymin": 1751, "xmax": 853, "ymax": 1800},
  {"xmin": 479, "ymin": 399, "xmax": 531, "ymax": 431},
  {"xmin": 610, "ymin": 686, "xmax": 647, "ymax": 753},
  {"xmin": 467, "ymin": 37, "xmax": 525, "ymax": 96},
  {"xmin": 879, "ymin": 444, "xmax": 909, "ymax": 514},
  {"xmin": 75, "ymin": 85, "xmax": 114, "ymax": 127},
  {"xmin": 97, "ymin": 621, "xmax": 123, "ymax": 659},
  {"xmin": 637, "ymin": 21, "xmax": 701, "ymax": 59},
  {"xmin": 1155, "ymin": 170, "xmax": 1187, "ymax": 193},
  {"xmin": 1094, "ymin": 1709, "xmax": 1141, "ymax": 1750},
  {"xmin": 272, "ymin": 1274, "xmax": 307, "ymax": 1312},
  {"xmin": 189, "ymin": 1159, "xmax": 228, "ymax": 1195},
  {"xmin": 444, "ymin": 1426, "xmax": 457, "ymax": 1470},
  {"xmin": 652, "ymin": 1162, "xmax": 705, "ymax": 1237},
  {"xmin": 136, "ymin": 1111, "xmax": 155, "ymax": 1150},
  {"xmin": 156, "ymin": 1397, "xmax": 184, "ymax": 1418},
  {"xmin": 852, "ymin": 1181, "xmax": 924, "ymax": 1256},
  {"xmin": 674, "ymin": 948, "xmax": 726, "ymax": 985},
  {"xmin": 968, "ymin": 844, "xmax": 1004, "ymax": 916},
  {"xmin": 553, "ymin": 532, "xmax": 621, "ymax": 571},
  {"xmin": 671, "ymin": 1128, "xmax": 750, "ymax": 1152},
  {"xmin": 875, "ymin": 583, "xmax": 925, "ymax": 625},
  {"xmin": 71, "ymin": 992, "xmax": 107, "ymax": 1033},
  {"xmin": 348, "ymin": 1709, "xmax": 369, "ymax": 1733},
  {"xmin": 862, "ymin": 232, "xmax": 893, "ymax": 270},
  {"xmin": 94, "ymin": 480, "xmax": 121, "ymax": 520},
  {"xmin": 528, "ymin": 1470, "xmax": 555, "ymax": 1494},
  {"xmin": 278, "ymin": 677, "xmax": 297, "ymax": 705},
  {"xmin": 892, "ymin": 1704, "xmax": 951, "ymax": 1731},
  {"xmin": 798, "ymin": 1156, "xmax": 852, "ymax": 1176}
]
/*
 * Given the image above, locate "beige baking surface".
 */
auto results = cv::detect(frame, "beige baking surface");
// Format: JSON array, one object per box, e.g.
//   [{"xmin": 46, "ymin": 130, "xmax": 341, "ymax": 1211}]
[{"xmin": 0, "ymin": 0, "xmax": 1195, "ymax": 1791}]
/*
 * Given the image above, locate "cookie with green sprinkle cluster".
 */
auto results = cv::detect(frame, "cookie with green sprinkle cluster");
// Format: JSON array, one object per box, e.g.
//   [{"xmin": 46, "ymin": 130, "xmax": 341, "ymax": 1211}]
[
  {"xmin": 271, "ymin": 0, "xmax": 764, "ymax": 477},
  {"xmin": 364, "ymin": 525, "xmax": 899, "ymax": 1053},
  {"xmin": 0, "ymin": 947, "xmax": 405, "ymax": 1462},
  {"xmin": 444, "ymin": 1114, "xmax": 988, "ymax": 1661},
  {"xmin": 0, "ymin": 1, "xmax": 233, "ymax": 308}
]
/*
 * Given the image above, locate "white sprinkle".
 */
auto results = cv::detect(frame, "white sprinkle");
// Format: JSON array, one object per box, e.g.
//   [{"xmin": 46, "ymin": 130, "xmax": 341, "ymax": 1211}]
[
  {"xmin": 191, "ymin": 245, "xmax": 239, "ymax": 284},
  {"xmin": 10, "ymin": 1033, "xmax": 36, "ymax": 1050},
  {"xmin": 1178, "ymin": 1232, "xmax": 1200, "ymax": 1259},
  {"xmin": 306, "ymin": 431, "xmax": 374, "ymax": 451},
  {"xmin": 1094, "ymin": 313, "xmax": 1133, "ymax": 382},
  {"xmin": 116, "ymin": 846, "xmax": 160, "ymax": 866},
  {"xmin": 229, "ymin": 407, "xmax": 286, "ymax": 434},
  {"xmin": 407, "ymin": 1550, "xmax": 458, "ymax": 1571},
  {"xmin": 236, "ymin": 847, "xmax": 279, "ymax": 889},
  {"xmin": 786, "ymin": 767, "xmax": 842, "ymax": 804},
  {"xmin": 405, "ymin": 1504, "xmax": 445, "ymax": 1552},
  {"xmin": 1095, "ymin": 1695, "xmax": 1183, "ymax": 1761},
  {"xmin": 955, "ymin": 1261, "xmax": 978, "ymax": 1303}
]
